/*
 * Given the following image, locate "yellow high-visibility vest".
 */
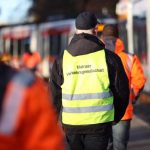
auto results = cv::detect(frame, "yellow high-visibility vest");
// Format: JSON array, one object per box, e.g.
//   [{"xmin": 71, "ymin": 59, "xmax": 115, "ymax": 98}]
[{"xmin": 61, "ymin": 50, "xmax": 114, "ymax": 125}]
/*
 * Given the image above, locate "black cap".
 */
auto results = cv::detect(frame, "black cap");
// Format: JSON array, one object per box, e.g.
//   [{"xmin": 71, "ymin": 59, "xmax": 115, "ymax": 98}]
[{"xmin": 75, "ymin": 12, "xmax": 97, "ymax": 30}]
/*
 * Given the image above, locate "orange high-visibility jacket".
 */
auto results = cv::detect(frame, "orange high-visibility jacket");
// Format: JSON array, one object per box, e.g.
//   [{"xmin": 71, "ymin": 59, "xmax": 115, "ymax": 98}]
[
  {"xmin": 0, "ymin": 70, "xmax": 66, "ymax": 150},
  {"xmin": 115, "ymin": 39, "xmax": 146, "ymax": 120},
  {"xmin": 22, "ymin": 52, "xmax": 41, "ymax": 69}
]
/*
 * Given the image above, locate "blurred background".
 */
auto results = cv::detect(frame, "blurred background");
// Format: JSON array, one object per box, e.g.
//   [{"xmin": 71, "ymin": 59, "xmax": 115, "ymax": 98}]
[
  {"xmin": 0, "ymin": 1, "xmax": 150, "ymax": 148},
  {"xmin": 0, "ymin": 1, "xmax": 149, "ymax": 92}
]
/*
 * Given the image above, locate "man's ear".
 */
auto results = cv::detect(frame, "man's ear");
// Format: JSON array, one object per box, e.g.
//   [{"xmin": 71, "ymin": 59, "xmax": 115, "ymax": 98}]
[{"xmin": 92, "ymin": 28, "xmax": 97, "ymax": 36}]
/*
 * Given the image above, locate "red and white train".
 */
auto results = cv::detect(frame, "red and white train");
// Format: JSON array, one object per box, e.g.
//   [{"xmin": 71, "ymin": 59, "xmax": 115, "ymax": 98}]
[
  {"xmin": 0, "ymin": 18, "xmax": 150, "ymax": 92},
  {"xmin": 0, "ymin": 19, "xmax": 75, "ymax": 78}
]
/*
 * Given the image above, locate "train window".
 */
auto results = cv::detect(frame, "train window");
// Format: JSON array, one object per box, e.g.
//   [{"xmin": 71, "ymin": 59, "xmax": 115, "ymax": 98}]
[
  {"xmin": 10, "ymin": 39, "xmax": 14, "ymax": 55},
  {"xmin": 41, "ymin": 36, "xmax": 50, "ymax": 58},
  {"xmin": 118, "ymin": 21, "xmax": 128, "ymax": 52},
  {"xmin": 22, "ymin": 38, "xmax": 31, "ymax": 53},
  {"xmin": 17, "ymin": 39, "xmax": 22, "ymax": 56},
  {"xmin": 133, "ymin": 18, "xmax": 147, "ymax": 64},
  {"xmin": 118, "ymin": 18, "xmax": 147, "ymax": 64},
  {"xmin": 61, "ymin": 33, "xmax": 69, "ymax": 52},
  {"xmin": 133, "ymin": 33, "xmax": 138, "ymax": 54},
  {"xmin": 49, "ymin": 34, "xmax": 61, "ymax": 56},
  {"xmin": 8, "ymin": 39, "xmax": 20, "ymax": 56},
  {"xmin": 8, "ymin": 37, "xmax": 31, "ymax": 57},
  {"xmin": 41, "ymin": 32, "xmax": 69, "ymax": 58}
]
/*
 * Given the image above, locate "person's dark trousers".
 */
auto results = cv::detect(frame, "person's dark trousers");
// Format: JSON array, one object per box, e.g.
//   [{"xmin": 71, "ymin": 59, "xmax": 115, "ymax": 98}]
[
  {"xmin": 66, "ymin": 133, "xmax": 110, "ymax": 150},
  {"xmin": 107, "ymin": 120, "xmax": 131, "ymax": 150}
]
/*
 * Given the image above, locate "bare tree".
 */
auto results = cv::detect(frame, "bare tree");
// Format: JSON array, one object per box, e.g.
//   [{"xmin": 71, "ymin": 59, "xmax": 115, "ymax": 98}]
[{"xmin": 28, "ymin": 0, "xmax": 118, "ymax": 22}]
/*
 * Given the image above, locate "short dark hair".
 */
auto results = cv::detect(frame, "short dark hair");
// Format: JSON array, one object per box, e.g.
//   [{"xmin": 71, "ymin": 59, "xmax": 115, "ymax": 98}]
[{"xmin": 102, "ymin": 24, "xmax": 119, "ymax": 38}]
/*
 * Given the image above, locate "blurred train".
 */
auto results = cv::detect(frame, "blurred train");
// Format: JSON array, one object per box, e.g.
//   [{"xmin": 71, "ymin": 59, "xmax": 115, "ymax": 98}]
[
  {"xmin": 118, "ymin": 17, "xmax": 150, "ymax": 92},
  {"xmin": 97, "ymin": 17, "xmax": 147, "ymax": 64},
  {"xmin": 0, "ymin": 19, "xmax": 75, "ymax": 79},
  {"xmin": 97, "ymin": 17, "xmax": 150, "ymax": 93},
  {"xmin": 0, "ymin": 17, "xmax": 149, "ymax": 92}
]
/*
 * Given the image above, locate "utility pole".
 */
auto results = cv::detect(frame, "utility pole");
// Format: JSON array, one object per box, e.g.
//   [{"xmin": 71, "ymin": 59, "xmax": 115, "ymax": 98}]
[
  {"xmin": 127, "ymin": 0, "xmax": 134, "ymax": 53},
  {"xmin": 146, "ymin": 0, "xmax": 150, "ymax": 66}
]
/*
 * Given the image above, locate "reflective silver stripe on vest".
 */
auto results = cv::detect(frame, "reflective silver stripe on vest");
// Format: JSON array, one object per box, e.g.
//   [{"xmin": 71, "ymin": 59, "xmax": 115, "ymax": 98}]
[
  {"xmin": 127, "ymin": 54, "xmax": 133, "ymax": 72},
  {"xmin": 0, "ymin": 70, "xmax": 34, "ymax": 134},
  {"xmin": 62, "ymin": 91, "xmax": 113, "ymax": 100},
  {"xmin": 129, "ymin": 88, "xmax": 137, "ymax": 104},
  {"xmin": 63, "ymin": 104, "xmax": 113, "ymax": 113}
]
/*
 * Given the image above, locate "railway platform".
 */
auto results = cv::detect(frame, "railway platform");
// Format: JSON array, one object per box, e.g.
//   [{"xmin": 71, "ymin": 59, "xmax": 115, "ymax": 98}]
[{"xmin": 128, "ymin": 115, "xmax": 150, "ymax": 150}]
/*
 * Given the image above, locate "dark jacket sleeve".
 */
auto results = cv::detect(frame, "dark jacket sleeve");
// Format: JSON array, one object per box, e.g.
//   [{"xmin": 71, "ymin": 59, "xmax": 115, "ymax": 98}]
[
  {"xmin": 105, "ymin": 50, "xmax": 129, "ymax": 123},
  {"xmin": 0, "ymin": 63, "xmax": 17, "ymax": 114},
  {"xmin": 49, "ymin": 56, "xmax": 63, "ymax": 115}
]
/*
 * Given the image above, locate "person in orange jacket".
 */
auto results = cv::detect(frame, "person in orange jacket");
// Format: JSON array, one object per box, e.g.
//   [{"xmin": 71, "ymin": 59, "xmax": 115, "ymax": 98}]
[
  {"xmin": 0, "ymin": 62, "xmax": 67, "ymax": 150},
  {"xmin": 21, "ymin": 50, "xmax": 41, "ymax": 71},
  {"xmin": 99, "ymin": 24, "xmax": 146, "ymax": 150}
]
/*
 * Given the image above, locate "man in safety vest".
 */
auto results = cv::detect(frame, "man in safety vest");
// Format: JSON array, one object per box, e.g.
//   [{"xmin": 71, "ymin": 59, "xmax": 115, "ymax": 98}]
[
  {"xmin": 0, "ymin": 62, "xmax": 67, "ymax": 150},
  {"xmin": 100, "ymin": 24, "xmax": 146, "ymax": 150},
  {"xmin": 50, "ymin": 12, "xmax": 129, "ymax": 150}
]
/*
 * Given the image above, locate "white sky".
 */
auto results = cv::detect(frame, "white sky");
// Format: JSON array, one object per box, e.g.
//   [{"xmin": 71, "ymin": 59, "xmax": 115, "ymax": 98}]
[
  {"xmin": 0, "ymin": 0, "xmax": 33, "ymax": 24},
  {"xmin": 133, "ymin": 0, "xmax": 146, "ymax": 17},
  {"xmin": 116, "ymin": 0, "xmax": 146, "ymax": 18}
]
